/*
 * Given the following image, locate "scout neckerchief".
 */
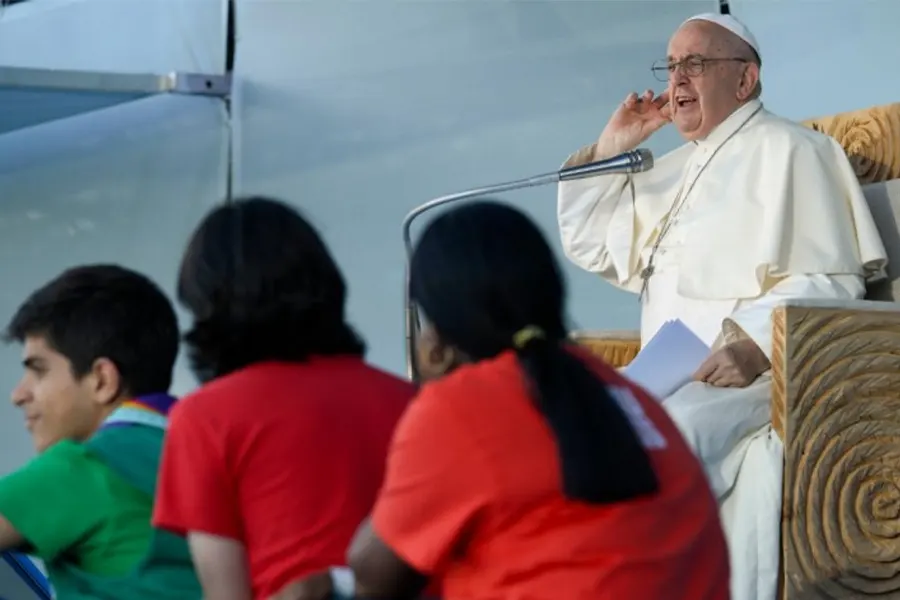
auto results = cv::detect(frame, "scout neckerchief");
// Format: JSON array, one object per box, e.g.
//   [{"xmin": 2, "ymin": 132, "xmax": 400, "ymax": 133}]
[{"xmin": 99, "ymin": 392, "xmax": 176, "ymax": 431}]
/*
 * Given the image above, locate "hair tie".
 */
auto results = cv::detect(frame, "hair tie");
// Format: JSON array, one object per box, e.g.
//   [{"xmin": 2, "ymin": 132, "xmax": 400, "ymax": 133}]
[{"xmin": 512, "ymin": 325, "xmax": 545, "ymax": 349}]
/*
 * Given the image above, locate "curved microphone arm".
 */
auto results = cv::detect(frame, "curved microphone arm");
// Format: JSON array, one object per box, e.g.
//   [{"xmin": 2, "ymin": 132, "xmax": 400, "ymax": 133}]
[
  {"xmin": 400, "ymin": 148, "xmax": 653, "ymax": 381},
  {"xmin": 401, "ymin": 171, "xmax": 561, "ymax": 380}
]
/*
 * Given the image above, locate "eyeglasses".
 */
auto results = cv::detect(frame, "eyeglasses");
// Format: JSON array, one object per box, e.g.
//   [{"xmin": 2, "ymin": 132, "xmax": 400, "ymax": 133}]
[{"xmin": 651, "ymin": 55, "xmax": 749, "ymax": 82}]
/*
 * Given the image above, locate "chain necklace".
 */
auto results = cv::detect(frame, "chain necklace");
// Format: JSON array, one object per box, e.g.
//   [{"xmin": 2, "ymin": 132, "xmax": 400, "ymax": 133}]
[{"xmin": 638, "ymin": 105, "xmax": 763, "ymax": 301}]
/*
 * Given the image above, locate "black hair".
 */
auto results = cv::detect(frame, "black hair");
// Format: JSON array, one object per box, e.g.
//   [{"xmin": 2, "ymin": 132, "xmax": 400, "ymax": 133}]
[
  {"xmin": 409, "ymin": 200, "xmax": 658, "ymax": 503},
  {"xmin": 177, "ymin": 196, "xmax": 365, "ymax": 383},
  {"xmin": 5, "ymin": 264, "xmax": 179, "ymax": 396}
]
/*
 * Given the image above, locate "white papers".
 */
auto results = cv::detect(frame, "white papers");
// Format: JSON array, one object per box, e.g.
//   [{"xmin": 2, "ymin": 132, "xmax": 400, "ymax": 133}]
[{"xmin": 622, "ymin": 319, "xmax": 710, "ymax": 400}]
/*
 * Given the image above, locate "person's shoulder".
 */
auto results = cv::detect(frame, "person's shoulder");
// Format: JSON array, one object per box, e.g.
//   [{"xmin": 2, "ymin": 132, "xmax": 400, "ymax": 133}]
[
  {"xmin": 9, "ymin": 439, "xmax": 109, "ymax": 482},
  {"xmin": 177, "ymin": 358, "xmax": 417, "ymax": 417},
  {"xmin": 87, "ymin": 425, "xmax": 165, "ymax": 456},
  {"xmin": 421, "ymin": 352, "xmax": 522, "ymax": 408},
  {"xmin": 397, "ymin": 360, "xmax": 514, "ymax": 443},
  {"xmin": 751, "ymin": 109, "xmax": 839, "ymax": 155},
  {"xmin": 34, "ymin": 439, "xmax": 95, "ymax": 464},
  {"xmin": 349, "ymin": 359, "xmax": 417, "ymax": 397},
  {"xmin": 174, "ymin": 362, "xmax": 278, "ymax": 411},
  {"xmin": 653, "ymin": 141, "xmax": 695, "ymax": 170}
]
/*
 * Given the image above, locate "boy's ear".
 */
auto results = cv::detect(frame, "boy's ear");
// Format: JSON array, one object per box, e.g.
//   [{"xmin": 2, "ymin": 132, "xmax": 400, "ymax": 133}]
[{"xmin": 86, "ymin": 357, "xmax": 123, "ymax": 406}]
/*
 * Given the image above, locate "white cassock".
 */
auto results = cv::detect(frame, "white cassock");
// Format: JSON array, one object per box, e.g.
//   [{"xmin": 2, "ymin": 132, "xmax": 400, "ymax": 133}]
[{"xmin": 557, "ymin": 99, "xmax": 888, "ymax": 600}]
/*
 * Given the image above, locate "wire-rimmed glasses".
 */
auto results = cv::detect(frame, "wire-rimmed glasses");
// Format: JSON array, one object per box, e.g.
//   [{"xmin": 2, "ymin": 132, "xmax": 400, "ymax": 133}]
[{"xmin": 651, "ymin": 55, "xmax": 749, "ymax": 82}]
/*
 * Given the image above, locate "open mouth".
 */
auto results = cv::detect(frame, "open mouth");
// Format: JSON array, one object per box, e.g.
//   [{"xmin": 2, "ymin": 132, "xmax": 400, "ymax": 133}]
[{"xmin": 676, "ymin": 97, "xmax": 697, "ymax": 108}]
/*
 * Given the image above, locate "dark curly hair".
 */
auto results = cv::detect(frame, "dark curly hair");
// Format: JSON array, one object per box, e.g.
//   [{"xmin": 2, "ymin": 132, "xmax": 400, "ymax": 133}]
[{"xmin": 177, "ymin": 196, "xmax": 365, "ymax": 383}]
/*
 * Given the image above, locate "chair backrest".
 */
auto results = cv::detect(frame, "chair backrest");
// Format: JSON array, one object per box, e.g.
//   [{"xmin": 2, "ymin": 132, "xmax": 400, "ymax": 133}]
[
  {"xmin": 862, "ymin": 178, "xmax": 900, "ymax": 301},
  {"xmin": 802, "ymin": 101, "xmax": 900, "ymax": 300},
  {"xmin": 801, "ymin": 101, "xmax": 900, "ymax": 186}
]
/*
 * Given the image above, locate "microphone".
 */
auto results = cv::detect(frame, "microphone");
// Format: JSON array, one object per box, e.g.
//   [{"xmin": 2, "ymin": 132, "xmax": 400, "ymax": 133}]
[
  {"xmin": 401, "ymin": 148, "xmax": 654, "ymax": 381},
  {"xmin": 559, "ymin": 148, "xmax": 653, "ymax": 181}
]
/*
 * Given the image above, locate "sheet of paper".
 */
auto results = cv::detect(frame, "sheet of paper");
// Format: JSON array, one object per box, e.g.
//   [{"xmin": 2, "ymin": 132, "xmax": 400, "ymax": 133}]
[{"xmin": 622, "ymin": 319, "xmax": 710, "ymax": 400}]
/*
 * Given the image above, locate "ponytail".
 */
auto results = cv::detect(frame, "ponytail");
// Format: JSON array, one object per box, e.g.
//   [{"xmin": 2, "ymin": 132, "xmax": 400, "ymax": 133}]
[{"xmin": 512, "ymin": 327, "xmax": 659, "ymax": 503}]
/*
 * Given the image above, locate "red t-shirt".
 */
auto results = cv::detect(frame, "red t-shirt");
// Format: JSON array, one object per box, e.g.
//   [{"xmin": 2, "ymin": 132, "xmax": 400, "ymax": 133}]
[
  {"xmin": 153, "ymin": 357, "xmax": 415, "ymax": 599},
  {"xmin": 372, "ymin": 350, "xmax": 729, "ymax": 600}
]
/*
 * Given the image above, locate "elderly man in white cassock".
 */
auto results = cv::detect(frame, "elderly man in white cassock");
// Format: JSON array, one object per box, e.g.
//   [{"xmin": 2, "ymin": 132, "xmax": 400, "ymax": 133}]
[{"xmin": 557, "ymin": 11, "xmax": 888, "ymax": 600}]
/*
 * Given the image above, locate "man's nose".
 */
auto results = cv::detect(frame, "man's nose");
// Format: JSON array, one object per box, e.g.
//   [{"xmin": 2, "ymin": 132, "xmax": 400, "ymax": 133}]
[
  {"xmin": 669, "ymin": 66, "xmax": 689, "ymax": 86},
  {"xmin": 10, "ymin": 383, "xmax": 29, "ymax": 407}
]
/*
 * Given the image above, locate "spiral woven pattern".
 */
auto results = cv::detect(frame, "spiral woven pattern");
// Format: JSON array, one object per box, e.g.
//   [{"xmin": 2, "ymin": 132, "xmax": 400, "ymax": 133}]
[
  {"xmin": 776, "ymin": 306, "xmax": 900, "ymax": 598},
  {"xmin": 805, "ymin": 103, "xmax": 900, "ymax": 185}
]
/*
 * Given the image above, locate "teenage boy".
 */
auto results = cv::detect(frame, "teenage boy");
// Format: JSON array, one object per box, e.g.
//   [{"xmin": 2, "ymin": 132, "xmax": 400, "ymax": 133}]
[{"xmin": 0, "ymin": 264, "xmax": 201, "ymax": 599}]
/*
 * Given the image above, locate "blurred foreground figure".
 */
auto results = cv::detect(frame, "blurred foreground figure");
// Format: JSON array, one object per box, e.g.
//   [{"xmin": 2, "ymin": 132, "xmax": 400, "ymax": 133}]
[
  {"xmin": 557, "ymin": 12, "xmax": 887, "ymax": 599},
  {"xmin": 0, "ymin": 265, "xmax": 200, "ymax": 599},
  {"xmin": 271, "ymin": 200, "xmax": 729, "ymax": 600},
  {"xmin": 153, "ymin": 197, "xmax": 415, "ymax": 600}
]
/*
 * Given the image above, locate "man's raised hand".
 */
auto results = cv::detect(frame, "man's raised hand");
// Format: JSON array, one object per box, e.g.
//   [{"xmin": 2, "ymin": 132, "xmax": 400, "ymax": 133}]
[{"xmin": 594, "ymin": 89, "xmax": 671, "ymax": 160}]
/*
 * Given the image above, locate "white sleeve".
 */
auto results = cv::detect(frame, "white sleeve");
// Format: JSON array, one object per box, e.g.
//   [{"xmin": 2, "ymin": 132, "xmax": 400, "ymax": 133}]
[
  {"xmin": 723, "ymin": 274, "xmax": 866, "ymax": 360},
  {"xmin": 556, "ymin": 143, "xmax": 631, "ymax": 279}
]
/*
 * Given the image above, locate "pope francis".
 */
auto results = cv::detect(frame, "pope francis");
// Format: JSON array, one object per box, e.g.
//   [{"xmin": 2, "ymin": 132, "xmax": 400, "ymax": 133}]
[{"xmin": 557, "ymin": 12, "xmax": 888, "ymax": 600}]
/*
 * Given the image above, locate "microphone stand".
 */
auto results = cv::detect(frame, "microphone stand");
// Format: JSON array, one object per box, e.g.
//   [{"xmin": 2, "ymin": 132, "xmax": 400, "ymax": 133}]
[{"xmin": 400, "ymin": 148, "xmax": 653, "ymax": 381}]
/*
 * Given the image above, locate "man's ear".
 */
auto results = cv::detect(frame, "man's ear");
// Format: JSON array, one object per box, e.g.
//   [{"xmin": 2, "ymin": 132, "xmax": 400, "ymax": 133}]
[
  {"xmin": 737, "ymin": 63, "xmax": 760, "ymax": 101},
  {"xmin": 86, "ymin": 357, "xmax": 123, "ymax": 406}
]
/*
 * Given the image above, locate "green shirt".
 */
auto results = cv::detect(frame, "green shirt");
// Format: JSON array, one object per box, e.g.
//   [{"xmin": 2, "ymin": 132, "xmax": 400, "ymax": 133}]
[
  {"xmin": 0, "ymin": 439, "xmax": 151, "ymax": 575},
  {"xmin": 0, "ymin": 425, "xmax": 201, "ymax": 600}
]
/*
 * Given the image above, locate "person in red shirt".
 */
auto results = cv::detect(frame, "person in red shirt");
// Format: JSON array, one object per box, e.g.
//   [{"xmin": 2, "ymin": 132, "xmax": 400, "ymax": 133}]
[
  {"xmin": 152, "ymin": 196, "xmax": 415, "ymax": 600},
  {"xmin": 270, "ymin": 200, "xmax": 729, "ymax": 600}
]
